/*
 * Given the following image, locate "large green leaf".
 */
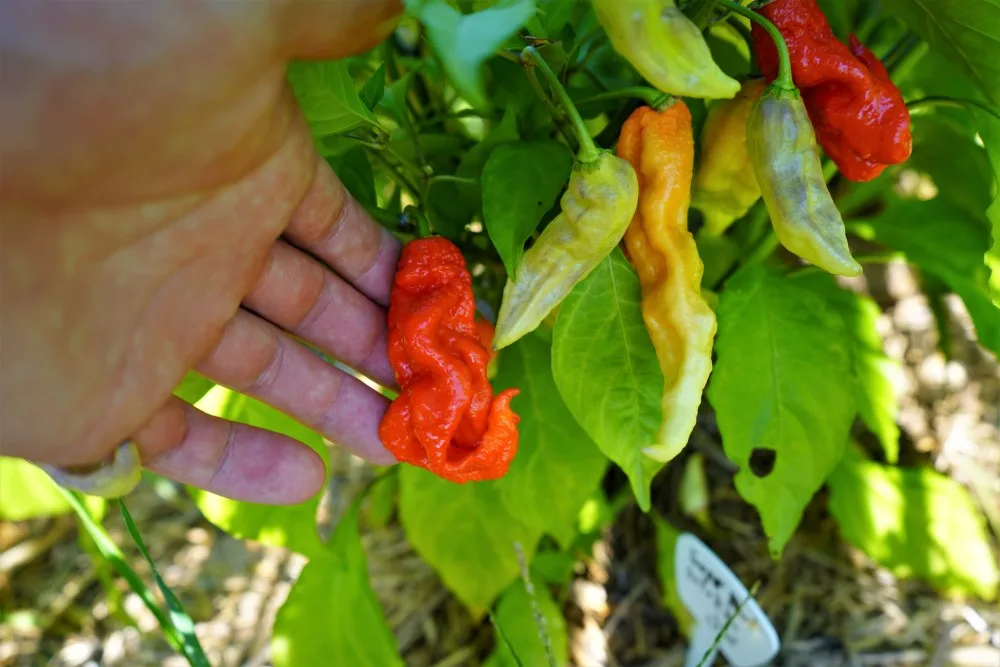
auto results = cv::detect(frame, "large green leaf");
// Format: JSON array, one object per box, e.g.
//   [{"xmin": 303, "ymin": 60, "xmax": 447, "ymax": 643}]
[
  {"xmin": 828, "ymin": 448, "xmax": 999, "ymax": 601},
  {"xmin": 272, "ymin": 498, "xmax": 403, "ymax": 666},
  {"xmin": 551, "ymin": 250, "xmax": 665, "ymax": 511},
  {"xmin": 482, "ymin": 140, "xmax": 574, "ymax": 277},
  {"xmin": 707, "ymin": 265, "xmax": 856, "ymax": 557},
  {"xmin": 483, "ymin": 576, "xmax": 568, "ymax": 667},
  {"xmin": 884, "ymin": 0, "xmax": 1000, "ymax": 106},
  {"xmin": 493, "ymin": 334, "xmax": 608, "ymax": 548},
  {"xmin": 0, "ymin": 457, "xmax": 72, "ymax": 520},
  {"xmin": 188, "ymin": 386, "xmax": 329, "ymax": 558},
  {"xmin": 796, "ymin": 275, "xmax": 901, "ymax": 464},
  {"xmin": 399, "ymin": 467, "xmax": 542, "ymax": 612},
  {"xmin": 405, "ymin": 0, "xmax": 537, "ymax": 109},
  {"xmin": 975, "ymin": 108, "xmax": 1000, "ymax": 305},
  {"xmin": 854, "ymin": 198, "xmax": 1000, "ymax": 354},
  {"xmin": 287, "ymin": 60, "xmax": 381, "ymax": 138}
]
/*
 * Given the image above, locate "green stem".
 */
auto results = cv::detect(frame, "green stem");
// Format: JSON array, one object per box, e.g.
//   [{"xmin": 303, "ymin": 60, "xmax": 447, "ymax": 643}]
[
  {"xmin": 404, "ymin": 205, "xmax": 432, "ymax": 238},
  {"xmin": 370, "ymin": 152, "xmax": 422, "ymax": 200},
  {"xmin": 688, "ymin": 0, "xmax": 724, "ymax": 29},
  {"xmin": 908, "ymin": 96, "xmax": 1000, "ymax": 123},
  {"xmin": 577, "ymin": 87, "xmax": 674, "ymax": 111},
  {"xmin": 523, "ymin": 65, "xmax": 578, "ymax": 149},
  {"xmin": 521, "ymin": 46, "xmax": 601, "ymax": 162},
  {"xmin": 429, "ymin": 174, "xmax": 479, "ymax": 187},
  {"xmin": 720, "ymin": 0, "xmax": 794, "ymax": 91}
]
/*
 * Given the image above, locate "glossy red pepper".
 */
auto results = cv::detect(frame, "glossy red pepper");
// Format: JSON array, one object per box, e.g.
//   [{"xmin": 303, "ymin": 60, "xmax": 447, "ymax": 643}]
[
  {"xmin": 751, "ymin": 0, "xmax": 911, "ymax": 182},
  {"xmin": 378, "ymin": 237, "xmax": 520, "ymax": 483}
]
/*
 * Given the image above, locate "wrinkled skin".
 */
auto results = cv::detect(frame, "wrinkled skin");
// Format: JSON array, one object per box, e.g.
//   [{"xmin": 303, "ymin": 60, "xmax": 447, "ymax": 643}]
[
  {"xmin": 379, "ymin": 238, "xmax": 520, "ymax": 484},
  {"xmin": 0, "ymin": 0, "xmax": 404, "ymax": 504}
]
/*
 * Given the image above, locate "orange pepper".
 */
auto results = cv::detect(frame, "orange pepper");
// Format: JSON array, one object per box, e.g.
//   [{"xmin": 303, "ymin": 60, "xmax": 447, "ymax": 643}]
[
  {"xmin": 379, "ymin": 237, "xmax": 520, "ymax": 483},
  {"xmin": 616, "ymin": 101, "xmax": 716, "ymax": 463}
]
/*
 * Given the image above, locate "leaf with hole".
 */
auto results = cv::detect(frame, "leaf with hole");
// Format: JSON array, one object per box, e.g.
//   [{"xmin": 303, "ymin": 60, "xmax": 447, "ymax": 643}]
[{"xmin": 707, "ymin": 265, "xmax": 855, "ymax": 556}]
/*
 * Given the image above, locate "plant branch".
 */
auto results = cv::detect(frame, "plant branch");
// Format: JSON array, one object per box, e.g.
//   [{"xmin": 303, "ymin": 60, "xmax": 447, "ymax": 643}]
[
  {"xmin": 688, "ymin": 0, "xmax": 725, "ymax": 29},
  {"xmin": 521, "ymin": 46, "xmax": 601, "ymax": 162},
  {"xmin": 576, "ymin": 87, "xmax": 675, "ymax": 111}
]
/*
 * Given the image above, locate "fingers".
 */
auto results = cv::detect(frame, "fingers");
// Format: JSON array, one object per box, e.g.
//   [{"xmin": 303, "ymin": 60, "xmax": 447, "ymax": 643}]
[
  {"xmin": 194, "ymin": 309, "xmax": 397, "ymax": 466},
  {"xmin": 283, "ymin": 157, "xmax": 401, "ymax": 307},
  {"xmin": 241, "ymin": 239, "xmax": 395, "ymax": 388},
  {"xmin": 135, "ymin": 395, "xmax": 326, "ymax": 504}
]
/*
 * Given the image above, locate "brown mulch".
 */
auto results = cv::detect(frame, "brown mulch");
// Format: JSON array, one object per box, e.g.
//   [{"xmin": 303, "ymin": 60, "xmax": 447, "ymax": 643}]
[{"xmin": 2, "ymin": 261, "xmax": 998, "ymax": 667}]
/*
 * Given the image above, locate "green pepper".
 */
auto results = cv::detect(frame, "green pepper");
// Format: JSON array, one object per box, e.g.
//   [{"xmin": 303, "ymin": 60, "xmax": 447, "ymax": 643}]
[
  {"xmin": 747, "ymin": 84, "xmax": 860, "ymax": 277},
  {"xmin": 493, "ymin": 151, "xmax": 639, "ymax": 349},
  {"xmin": 593, "ymin": 0, "xmax": 740, "ymax": 100}
]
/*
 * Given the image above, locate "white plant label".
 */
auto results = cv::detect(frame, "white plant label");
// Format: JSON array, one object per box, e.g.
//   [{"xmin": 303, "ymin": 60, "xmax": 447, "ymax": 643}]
[{"xmin": 675, "ymin": 532, "xmax": 780, "ymax": 667}]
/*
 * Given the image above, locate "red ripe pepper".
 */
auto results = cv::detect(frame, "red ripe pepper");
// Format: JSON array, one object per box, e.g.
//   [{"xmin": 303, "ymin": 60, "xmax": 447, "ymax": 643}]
[
  {"xmin": 379, "ymin": 237, "xmax": 520, "ymax": 483},
  {"xmin": 751, "ymin": 0, "xmax": 911, "ymax": 182}
]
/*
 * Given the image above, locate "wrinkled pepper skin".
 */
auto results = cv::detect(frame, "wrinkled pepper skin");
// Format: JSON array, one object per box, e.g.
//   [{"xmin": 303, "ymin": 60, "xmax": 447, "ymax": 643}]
[
  {"xmin": 493, "ymin": 151, "xmax": 639, "ymax": 350},
  {"xmin": 379, "ymin": 237, "xmax": 520, "ymax": 483},
  {"xmin": 692, "ymin": 78, "xmax": 767, "ymax": 236},
  {"xmin": 616, "ymin": 102, "xmax": 717, "ymax": 463},
  {"xmin": 747, "ymin": 85, "xmax": 862, "ymax": 277},
  {"xmin": 752, "ymin": 0, "xmax": 911, "ymax": 182},
  {"xmin": 593, "ymin": 0, "xmax": 740, "ymax": 100}
]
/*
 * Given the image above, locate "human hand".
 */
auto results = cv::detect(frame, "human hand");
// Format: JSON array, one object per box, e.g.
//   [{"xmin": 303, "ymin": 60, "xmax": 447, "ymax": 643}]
[{"xmin": 0, "ymin": 0, "xmax": 404, "ymax": 503}]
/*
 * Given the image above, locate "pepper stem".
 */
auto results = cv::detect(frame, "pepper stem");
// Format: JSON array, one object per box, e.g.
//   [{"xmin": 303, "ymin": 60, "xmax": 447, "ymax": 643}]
[
  {"xmin": 576, "ymin": 88, "xmax": 675, "ymax": 112},
  {"xmin": 719, "ymin": 0, "xmax": 794, "ymax": 91},
  {"xmin": 520, "ymin": 46, "xmax": 601, "ymax": 163}
]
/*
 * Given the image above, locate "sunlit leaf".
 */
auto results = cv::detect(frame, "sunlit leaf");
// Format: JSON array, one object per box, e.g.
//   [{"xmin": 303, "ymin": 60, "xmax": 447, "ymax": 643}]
[
  {"xmin": 828, "ymin": 447, "xmax": 1000, "ymax": 601},
  {"xmin": 796, "ymin": 274, "xmax": 901, "ymax": 464},
  {"xmin": 272, "ymin": 499, "xmax": 403, "ymax": 666},
  {"xmin": 399, "ymin": 466, "xmax": 542, "ymax": 613},
  {"xmin": 0, "ymin": 457, "xmax": 72, "ymax": 520},
  {"xmin": 493, "ymin": 333, "xmax": 608, "ymax": 547},
  {"xmin": 552, "ymin": 250, "xmax": 665, "ymax": 511},
  {"xmin": 707, "ymin": 265, "xmax": 855, "ymax": 556}
]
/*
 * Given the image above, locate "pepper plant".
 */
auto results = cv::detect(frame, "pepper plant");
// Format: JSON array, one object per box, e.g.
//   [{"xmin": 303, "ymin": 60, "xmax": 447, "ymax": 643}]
[{"xmin": 3, "ymin": 0, "xmax": 999, "ymax": 664}]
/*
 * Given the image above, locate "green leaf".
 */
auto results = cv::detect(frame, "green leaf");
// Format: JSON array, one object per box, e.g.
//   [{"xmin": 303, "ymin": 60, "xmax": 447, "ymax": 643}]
[
  {"xmin": 377, "ymin": 71, "xmax": 416, "ymax": 127},
  {"xmin": 119, "ymin": 501, "xmax": 210, "ymax": 666},
  {"xmin": 188, "ymin": 386, "xmax": 328, "ymax": 558},
  {"xmin": 0, "ymin": 457, "xmax": 72, "ymax": 520},
  {"xmin": 552, "ymin": 249, "xmax": 665, "ymax": 511},
  {"xmin": 327, "ymin": 147, "xmax": 377, "ymax": 210},
  {"xmin": 855, "ymin": 198, "xmax": 1000, "ymax": 354},
  {"xmin": 707, "ymin": 265, "xmax": 856, "ymax": 557},
  {"xmin": 482, "ymin": 141, "xmax": 574, "ymax": 277},
  {"xmin": 796, "ymin": 275, "xmax": 901, "ymax": 464},
  {"xmin": 406, "ymin": 0, "xmax": 537, "ymax": 109},
  {"xmin": 493, "ymin": 334, "xmax": 608, "ymax": 547},
  {"xmin": 287, "ymin": 60, "xmax": 381, "ymax": 138},
  {"xmin": 272, "ymin": 499, "xmax": 403, "ymax": 667},
  {"xmin": 359, "ymin": 64, "xmax": 386, "ymax": 110},
  {"xmin": 884, "ymin": 0, "xmax": 1000, "ymax": 107},
  {"xmin": 483, "ymin": 576, "xmax": 568, "ymax": 667},
  {"xmin": 456, "ymin": 107, "xmax": 521, "ymax": 181},
  {"xmin": 537, "ymin": 0, "xmax": 575, "ymax": 36},
  {"xmin": 973, "ymin": 108, "xmax": 1000, "ymax": 305},
  {"xmin": 172, "ymin": 371, "xmax": 215, "ymax": 406},
  {"xmin": 59, "ymin": 489, "xmax": 191, "ymax": 658},
  {"xmin": 398, "ymin": 466, "xmax": 542, "ymax": 613},
  {"xmin": 828, "ymin": 449, "xmax": 1000, "ymax": 601}
]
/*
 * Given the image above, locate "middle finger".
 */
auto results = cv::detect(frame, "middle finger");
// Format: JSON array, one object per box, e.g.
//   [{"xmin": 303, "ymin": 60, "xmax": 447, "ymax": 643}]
[{"xmin": 241, "ymin": 239, "xmax": 395, "ymax": 388}]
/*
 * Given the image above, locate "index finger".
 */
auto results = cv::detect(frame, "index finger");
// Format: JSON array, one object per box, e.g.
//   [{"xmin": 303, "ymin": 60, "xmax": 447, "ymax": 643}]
[{"xmin": 282, "ymin": 157, "xmax": 401, "ymax": 308}]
